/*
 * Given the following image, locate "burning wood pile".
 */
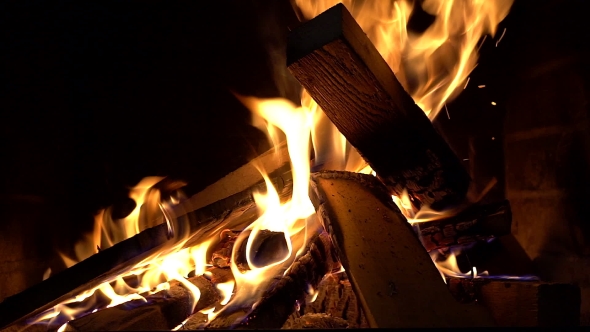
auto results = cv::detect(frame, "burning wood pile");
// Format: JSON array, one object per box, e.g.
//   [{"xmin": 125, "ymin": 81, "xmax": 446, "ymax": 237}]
[{"xmin": 0, "ymin": 1, "xmax": 582, "ymax": 330}]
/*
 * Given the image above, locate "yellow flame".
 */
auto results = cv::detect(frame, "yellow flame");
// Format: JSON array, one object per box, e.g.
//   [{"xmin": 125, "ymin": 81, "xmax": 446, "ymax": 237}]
[
  {"xmin": 294, "ymin": 0, "xmax": 513, "ymax": 119},
  {"xmin": 295, "ymin": 0, "xmax": 513, "ymax": 225},
  {"xmin": 30, "ymin": 1, "xmax": 516, "ymax": 327},
  {"xmin": 31, "ymin": 179, "xmax": 214, "ymax": 327},
  {"xmin": 429, "ymin": 248, "xmax": 489, "ymax": 283},
  {"xmin": 217, "ymin": 280, "xmax": 236, "ymax": 306},
  {"xmin": 219, "ymin": 95, "xmax": 318, "ymax": 317}
]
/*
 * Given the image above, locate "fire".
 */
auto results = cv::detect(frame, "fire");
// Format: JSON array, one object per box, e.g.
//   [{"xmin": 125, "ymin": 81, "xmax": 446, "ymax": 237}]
[
  {"xmin": 29, "ymin": 179, "xmax": 212, "ymax": 328},
  {"xmin": 429, "ymin": 247, "xmax": 489, "ymax": 283},
  {"xmin": 294, "ymin": 0, "xmax": 513, "ymax": 119},
  {"xmin": 295, "ymin": 0, "xmax": 513, "ymax": 215},
  {"xmin": 294, "ymin": 0, "xmax": 513, "ymax": 280},
  {"xmin": 212, "ymin": 95, "xmax": 318, "ymax": 320},
  {"xmin": 24, "ymin": 1, "xmax": 518, "ymax": 329}
]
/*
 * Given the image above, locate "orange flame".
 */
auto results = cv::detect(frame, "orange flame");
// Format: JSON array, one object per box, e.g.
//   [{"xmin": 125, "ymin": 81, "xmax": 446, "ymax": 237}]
[
  {"xmin": 294, "ymin": 0, "xmax": 513, "ymax": 119},
  {"xmin": 211, "ymin": 95, "xmax": 318, "ymax": 321},
  {"xmin": 31, "ymin": 179, "xmax": 214, "ymax": 328},
  {"xmin": 296, "ymin": 0, "xmax": 512, "ymax": 222},
  {"xmin": 429, "ymin": 248, "xmax": 488, "ymax": 283},
  {"xmin": 28, "ymin": 1, "xmax": 516, "ymax": 328},
  {"xmin": 295, "ymin": 0, "xmax": 513, "ymax": 280}
]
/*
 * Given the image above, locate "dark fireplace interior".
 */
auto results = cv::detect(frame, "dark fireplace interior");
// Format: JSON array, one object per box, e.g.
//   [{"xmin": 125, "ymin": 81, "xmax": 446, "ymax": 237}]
[{"xmin": 1, "ymin": 0, "xmax": 589, "ymax": 328}]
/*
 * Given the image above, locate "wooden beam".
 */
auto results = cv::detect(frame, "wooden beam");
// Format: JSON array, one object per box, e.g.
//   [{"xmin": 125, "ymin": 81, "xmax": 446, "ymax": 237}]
[
  {"xmin": 288, "ymin": 4, "xmax": 470, "ymax": 211},
  {"xmin": 447, "ymin": 277, "xmax": 581, "ymax": 326},
  {"xmin": 309, "ymin": 171, "xmax": 494, "ymax": 328},
  {"xmin": 415, "ymin": 200, "xmax": 512, "ymax": 251}
]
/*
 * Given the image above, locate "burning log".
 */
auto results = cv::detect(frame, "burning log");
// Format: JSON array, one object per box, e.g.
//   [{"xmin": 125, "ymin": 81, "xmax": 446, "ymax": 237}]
[
  {"xmin": 287, "ymin": 4, "xmax": 471, "ymax": 211},
  {"xmin": 0, "ymin": 162, "xmax": 294, "ymax": 330},
  {"xmin": 64, "ymin": 274, "xmax": 219, "ymax": 331},
  {"xmin": 299, "ymin": 272, "xmax": 369, "ymax": 328},
  {"xmin": 184, "ymin": 141, "xmax": 291, "ymax": 212},
  {"xmin": 234, "ymin": 229, "xmax": 290, "ymax": 271},
  {"xmin": 447, "ymin": 277, "xmax": 581, "ymax": 327},
  {"xmin": 415, "ymin": 200, "xmax": 512, "ymax": 251},
  {"xmin": 309, "ymin": 171, "xmax": 494, "ymax": 327},
  {"xmin": 207, "ymin": 230, "xmax": 338, "ymax": 329}
]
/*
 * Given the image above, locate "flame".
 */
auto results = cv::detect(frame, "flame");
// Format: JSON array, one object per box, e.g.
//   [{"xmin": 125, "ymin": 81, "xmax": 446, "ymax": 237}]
[
  {"xmin": 295, "ymin": 0, "xmax": 513, "ymax": 220},
  {"xmin": 26, "ymin": 1, "xmax": 518, "ymax": 328},
  {"xmin": 212, "ymin": 95, "xmax": 317, "ymax": 321},
  {"xmin": 31, "ymin": 95, "xmax": 321, "ymax": 328},
  {"xmin": 217, "ymin": 280, "xmax": 235, "ymax": 306},
  {"xmin": 429, "ymin": 247, "xmax": 489, "ymax": 283},
  {"xmin": 294, "ymin": 0, "xmax": 513, "ymax": 119},
  {"xmin": 30, "ymin": 179, "xmax": 213, "ymax": 328},
  {"xmin": 59, "ymin": 176, "xmax": 165, "ymax": 267}
]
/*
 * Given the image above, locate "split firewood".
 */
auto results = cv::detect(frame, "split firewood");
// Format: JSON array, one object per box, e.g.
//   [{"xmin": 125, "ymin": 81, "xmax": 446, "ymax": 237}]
[
  {"xmin": 447, "ymin": 277, "xmax": 581, "ymax": 327},
  {"xmin": 207, "ymin": 230, "xmax": 338, "ymax": 329},
  {"xmin": 415, "ymin": 200, "xmax": 512, "ymax": 251},
  {"xmin": 309, "ymin": 171, "xmax": 494, "ymax": 328},
  {"xmin": 288, "ymin": 4, "xmax": 470, "ymax": 211},
  {"xmin": 64, "ymin": 274, "xmax": 219, "ymax": 331},
  {"xmin": 0, "ymin": 163, "xmax": 294, "ymax": 330}
]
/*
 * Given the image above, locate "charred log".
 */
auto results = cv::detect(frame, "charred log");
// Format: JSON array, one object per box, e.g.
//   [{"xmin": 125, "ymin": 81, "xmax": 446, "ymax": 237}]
[
  {"xmin": 234, "ymin": 230, "xmax": 290, "ymax": 271},
  {"xmin": 287, "ymin": 4, "xmax": 471, "ymax": 212},
  {"xmin": 447, "ymin": 277, "xmax": 581, "ymax": 327},
  {"xmin": 300, "ymin": 272, "xmax": 369, "ymax": 328},
  {"xmin": 416, "ymin": 200, "xmax": 512, "ymax": 251},
  {"xmin": 0, "ymin": 158, "xmax": 294, "ymax": 330},
  {"xmin": 64, "ymin": 275, "xmax": 219, "ymax": 332},
  {"xmin": 207, "ymin": 230, "xmax": 338, "ymax": 329},
  {"xmin": 309, "ymin": 171, "xmax": 494, "ymax": 328}
]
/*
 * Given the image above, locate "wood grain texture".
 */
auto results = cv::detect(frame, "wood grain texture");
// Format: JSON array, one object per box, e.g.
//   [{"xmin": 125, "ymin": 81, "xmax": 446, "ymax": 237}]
[
  {"xmin": 447, "ymin": 277, "xmax": 581, "ymax": 327},
  {"xmin": 288, "ymin": 4, "xmax": 470, "ymax": 211},
  {"xmin": 309, "ymin": 171, "xmax": 494, "ymax": 328}
]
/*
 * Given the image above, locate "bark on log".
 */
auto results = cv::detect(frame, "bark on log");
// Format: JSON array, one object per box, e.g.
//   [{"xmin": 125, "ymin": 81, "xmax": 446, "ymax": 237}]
[
  {"xmin": 447, "ymin": 277, "xmax": 581, "ymax": 327},
  {"xmin": 64, "ymin": 275, "xmax": 219, "ymax": 331},
  {"xmin": 287, "ymin": 3, "xmax": 470, "ymax": 211},
  {"xmin": 207, "ymin": 230, "xmax": 338, "ymax": 329},
  {"xmin": 0, "ymin": 162, "xmax": 294, "ymax": 330},
  {"xmin": 416, "ymin": 200, "xmax": 512, "ymax": 251},
  {"xmin": 309, "ymin": 171, "xmax": 494, "ymax": 328}
]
